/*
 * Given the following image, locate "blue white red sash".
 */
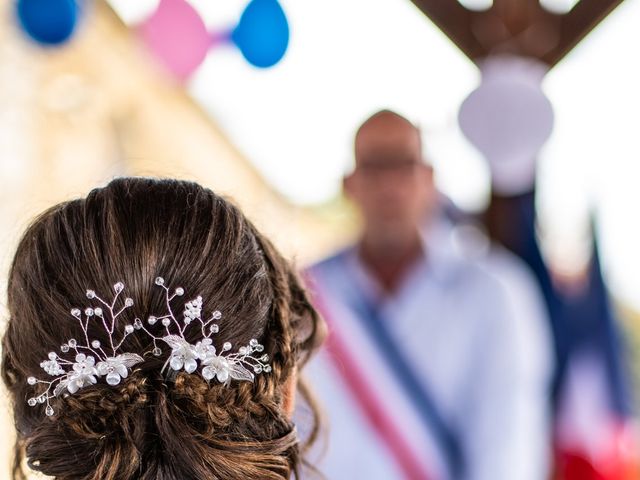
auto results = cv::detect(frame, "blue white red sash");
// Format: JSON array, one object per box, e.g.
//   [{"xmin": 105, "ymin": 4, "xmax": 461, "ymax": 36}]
[
  {"xmin": 306, "ymin": 252, "xmax": 462, "ymax": 480},
  {"xmin": 311, "ymin": 288, "xmax": 434, "ymax": 480}
]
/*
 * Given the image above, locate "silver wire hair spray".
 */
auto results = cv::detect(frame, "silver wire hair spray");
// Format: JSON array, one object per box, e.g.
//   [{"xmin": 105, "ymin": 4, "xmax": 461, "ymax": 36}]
[
  {"xmin": 27, "ymin": 282, "xmax": 144, "ymax": 416},
  {"xmin": 26, "ymin": 277, "xmax": 271, "ymax": 417},
  {"xmin": 139, "ymin": 277, "xmax": 271, "ymax": 384}
]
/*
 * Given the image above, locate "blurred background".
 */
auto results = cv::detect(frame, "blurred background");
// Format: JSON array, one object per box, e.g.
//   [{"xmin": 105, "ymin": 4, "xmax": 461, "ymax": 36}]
[{"xmin": 1, "ymin": 0, "xmax": 640, "ymax": 478}]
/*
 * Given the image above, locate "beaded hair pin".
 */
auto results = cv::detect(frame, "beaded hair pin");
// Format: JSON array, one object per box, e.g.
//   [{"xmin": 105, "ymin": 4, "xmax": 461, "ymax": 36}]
[{"xmin": 27, "ymin": 277, "xmax": 271, "ymax": 416}]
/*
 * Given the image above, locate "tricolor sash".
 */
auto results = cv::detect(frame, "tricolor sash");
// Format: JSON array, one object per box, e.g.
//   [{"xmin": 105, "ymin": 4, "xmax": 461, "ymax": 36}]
[{"xmin": 306, "ymin": 251, "xmax": 464, "ymax": 479}]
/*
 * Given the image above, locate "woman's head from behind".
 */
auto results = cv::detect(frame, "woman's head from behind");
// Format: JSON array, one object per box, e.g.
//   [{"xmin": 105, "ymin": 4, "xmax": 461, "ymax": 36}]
[{"xmin": 1, "ymin": 177, "xmax": 325, "ymax": 480}]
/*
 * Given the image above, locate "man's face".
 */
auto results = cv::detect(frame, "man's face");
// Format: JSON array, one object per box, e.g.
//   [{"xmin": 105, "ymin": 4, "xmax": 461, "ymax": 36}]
[{"xmin": 344, "ymin": 117, "xmax": 435, "ymax": 238}]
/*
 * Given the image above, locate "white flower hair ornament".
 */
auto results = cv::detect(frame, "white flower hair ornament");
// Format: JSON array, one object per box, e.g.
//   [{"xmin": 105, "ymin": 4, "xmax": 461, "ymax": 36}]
[
  {"xmin": 27, "ymin": 277, "xmax": 271, "ymax": 417},
  {"xmin": 140, "ymin": 277, "xmax": 271, "ymax": 384}
]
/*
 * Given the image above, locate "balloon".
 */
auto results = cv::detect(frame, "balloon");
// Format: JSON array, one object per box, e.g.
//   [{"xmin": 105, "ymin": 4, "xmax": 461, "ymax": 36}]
[
  {"xmin": 139, "ymin": 0, "xmax": 210, "ymax": 81},
  {"xmin": 232, "ymin": 0, "xmax": 289, "ymax": 68},
  {"xmin": 458, "ymin": 56, "xmax": 554, "ymax": 194},
  {"xmin": 16, "ymin": 0, "xmax": 78, "ymax": 46}
]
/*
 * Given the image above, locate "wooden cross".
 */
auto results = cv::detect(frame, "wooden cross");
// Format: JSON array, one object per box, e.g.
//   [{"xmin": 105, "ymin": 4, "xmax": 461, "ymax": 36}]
[
  {"xmin": 410, "ymin": 0, "xmax": 624, "ymax": 66},
  {"xmin": 408, "ymin": 0, "xmax": 626, "ymax": 258}
]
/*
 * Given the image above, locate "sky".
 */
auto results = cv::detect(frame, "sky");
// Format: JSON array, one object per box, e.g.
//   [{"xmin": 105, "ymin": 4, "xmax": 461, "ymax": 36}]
[{"xmin": 107, "ymin": 0, "xmax": 640, "ymax": 311}]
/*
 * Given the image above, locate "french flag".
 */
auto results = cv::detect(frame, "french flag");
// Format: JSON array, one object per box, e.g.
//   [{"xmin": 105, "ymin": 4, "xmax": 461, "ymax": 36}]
[{"xmin": 487, "ymin": 191, "xmax": 640, "ymax": 480}]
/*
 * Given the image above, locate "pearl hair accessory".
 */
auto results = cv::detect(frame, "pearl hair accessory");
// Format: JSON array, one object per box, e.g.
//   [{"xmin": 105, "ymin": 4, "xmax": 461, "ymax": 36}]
[
  {"xmin": 26, "ymin": 277, "xmax": 271, "ymax": 417},
  {"xmin": 140, "ymin": 277, "xmax": 271, "ymax": 384},
  {"xmin": 26, "ymin": 282, "xmax": 143, "ymax": 417}
]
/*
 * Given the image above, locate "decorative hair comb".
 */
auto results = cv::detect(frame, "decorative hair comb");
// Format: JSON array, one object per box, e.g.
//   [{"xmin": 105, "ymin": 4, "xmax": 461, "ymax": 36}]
[{"xmin": 27, "ymin": 277, "xmax": 271, "ymax": 416}]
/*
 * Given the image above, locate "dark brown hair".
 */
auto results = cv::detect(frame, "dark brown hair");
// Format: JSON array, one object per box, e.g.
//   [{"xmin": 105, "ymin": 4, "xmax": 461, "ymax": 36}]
[{"xmin": 1, "ymin": 177, "xmax": 325, "ymax": 480}]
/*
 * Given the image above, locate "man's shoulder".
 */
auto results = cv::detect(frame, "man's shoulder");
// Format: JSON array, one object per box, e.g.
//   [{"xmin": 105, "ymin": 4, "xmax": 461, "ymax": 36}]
[
  {"xmin": 434, "ymin": 245, "xmax": 505, "ymax": 292},
  {"xmin": 306, "ymin": 246, "xmax": 354, "ymax": 278},
  {"xmin": 457, "ymin": 244, "xmax": 545, "ymax": 308}
]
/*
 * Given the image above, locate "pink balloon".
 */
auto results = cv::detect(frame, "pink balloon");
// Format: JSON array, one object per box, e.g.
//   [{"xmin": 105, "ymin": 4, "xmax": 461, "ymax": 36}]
[{"xmin": 139, "ymin": 0, "xmax": 210, "ymax": 81}]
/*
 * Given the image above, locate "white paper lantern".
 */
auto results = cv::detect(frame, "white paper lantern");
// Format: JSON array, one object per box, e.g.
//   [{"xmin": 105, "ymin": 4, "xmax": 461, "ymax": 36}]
[{"xmin": 459, "ymin": 55, "xmax": 554, "ymax": 194}]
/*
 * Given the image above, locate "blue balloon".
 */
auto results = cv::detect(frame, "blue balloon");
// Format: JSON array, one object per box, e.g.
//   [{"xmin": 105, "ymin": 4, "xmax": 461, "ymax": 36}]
[
  {"xmin": 16, "ymin": 0, "xmax": 78, "ymax": 46},
  {"xmin": 232, "ymin": 0, "xmax": 289, "ymax": 68}
]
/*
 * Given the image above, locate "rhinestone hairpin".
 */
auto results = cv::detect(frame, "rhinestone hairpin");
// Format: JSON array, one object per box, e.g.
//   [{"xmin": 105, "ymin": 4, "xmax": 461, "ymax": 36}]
[
  {"xmin": 26, "ymin": 277, "xmax": 271, "ymax": 417},
  {"xmin": 139, "ymin": 277, "xmax": 271, "ymax": 384},
  {"xmin": 26, "ymin": 282, "xmax": 144, "ymax": 416}
]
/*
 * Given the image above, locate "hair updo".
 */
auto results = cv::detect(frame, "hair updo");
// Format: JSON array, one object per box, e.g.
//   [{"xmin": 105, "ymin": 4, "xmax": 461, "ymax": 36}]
[{"xmin": 1, "ymin": 177, "xmax": 325, "ymax": 480}]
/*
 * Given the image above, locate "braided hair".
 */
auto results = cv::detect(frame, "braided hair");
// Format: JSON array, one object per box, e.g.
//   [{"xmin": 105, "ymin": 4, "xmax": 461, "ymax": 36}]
[{"xmin": 1, "ymin": 177, "xmax": 326, "ymax": 480}]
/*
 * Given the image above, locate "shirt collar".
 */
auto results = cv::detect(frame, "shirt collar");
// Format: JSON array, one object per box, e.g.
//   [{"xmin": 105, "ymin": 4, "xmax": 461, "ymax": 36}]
[{"xmin": 345, "ymin": 219, "xmax": 461, "ymax": 303}]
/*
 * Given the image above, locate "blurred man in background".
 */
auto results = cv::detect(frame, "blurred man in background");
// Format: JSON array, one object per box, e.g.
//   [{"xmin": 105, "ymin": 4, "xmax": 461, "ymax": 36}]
[{"xmin": 304, "ymin": 110, "xmax": 553, "ymax": 480}]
